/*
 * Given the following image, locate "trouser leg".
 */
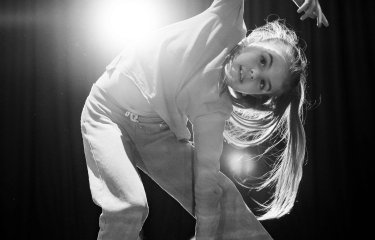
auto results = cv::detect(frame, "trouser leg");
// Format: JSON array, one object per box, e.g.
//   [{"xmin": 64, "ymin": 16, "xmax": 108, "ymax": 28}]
[
  {"xmin": 134, "ymin": 127, "xmax": 195, "ymax": 216},
  {"xmin": 81, "ymin": 116, "xmax": 148, "ymax": 240},
  {"xmin": 133, "ymin": 123, "xmax": 272, "ymax": 240}
]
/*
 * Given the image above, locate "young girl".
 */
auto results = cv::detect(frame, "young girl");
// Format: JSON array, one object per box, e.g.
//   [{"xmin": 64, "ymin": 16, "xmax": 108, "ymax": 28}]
[{"xmin": 80, "ymin": 0, "xmax": 328, "ymax": 239}]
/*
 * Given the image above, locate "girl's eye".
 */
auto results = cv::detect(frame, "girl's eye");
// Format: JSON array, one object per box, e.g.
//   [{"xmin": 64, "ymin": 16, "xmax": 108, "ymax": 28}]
[
  {"xmin": 259, "ymin": 79, "xmax": 266, "ymax": 90},
  {"xmin": 260, "ymin": 55, "xmax": 267, "ymax": 66}
]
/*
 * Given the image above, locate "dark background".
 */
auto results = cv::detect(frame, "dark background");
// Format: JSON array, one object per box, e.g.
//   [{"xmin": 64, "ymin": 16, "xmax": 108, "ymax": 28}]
[{"xmin": 1, "ymin": 0, "xmax": 374, "ymax": 239}]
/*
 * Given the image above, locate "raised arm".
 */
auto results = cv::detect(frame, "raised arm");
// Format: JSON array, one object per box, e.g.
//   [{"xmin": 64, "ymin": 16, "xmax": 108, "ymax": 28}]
[{"xmin": 292, "ymin": 0, "xmax": 329, "ymax": 27}]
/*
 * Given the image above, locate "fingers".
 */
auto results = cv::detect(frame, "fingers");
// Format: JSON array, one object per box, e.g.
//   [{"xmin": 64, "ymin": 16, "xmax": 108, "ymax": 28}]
[
  {"xmin": 297, "ymin": 0, "xmax": 312, "ymax": 14},
  {"xmin": 316, "ymin": 3, "xmax": 322, "ymax": 27},
  {"xmin": 297, "ymin": 0, "xmax": 329, "ymax": 28},
  {"xmin": 321, "ymin": 12, "xmax": 329, "ymax": 27},
  {"xmin": 315, "ymin": 2, "xmax": 329, "ymax": 27},
  {"xmin": 300, "ymin": 0, "xmax": 316, "ymax": 21},
  {"xmin": 315, "ymin": 2, "xmax": 330, "ymax": 27}
]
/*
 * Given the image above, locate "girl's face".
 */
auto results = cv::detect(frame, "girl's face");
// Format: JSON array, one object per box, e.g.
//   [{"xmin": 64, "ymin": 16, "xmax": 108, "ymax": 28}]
[{"xmin": 225, "ymin": 41, "xmax": 290, "ymax": 97}]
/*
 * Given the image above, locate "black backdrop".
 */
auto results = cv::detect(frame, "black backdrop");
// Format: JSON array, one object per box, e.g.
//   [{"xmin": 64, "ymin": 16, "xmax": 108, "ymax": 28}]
[{"xmin": 1, "ymin": 0, "xmax": 374, "ymax": 239}]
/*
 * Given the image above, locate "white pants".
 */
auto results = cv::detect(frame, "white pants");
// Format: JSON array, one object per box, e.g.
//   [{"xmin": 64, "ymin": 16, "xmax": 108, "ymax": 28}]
[{"xmin": 81, "ymin": 84, "xmax": 272, "ymax": 240}]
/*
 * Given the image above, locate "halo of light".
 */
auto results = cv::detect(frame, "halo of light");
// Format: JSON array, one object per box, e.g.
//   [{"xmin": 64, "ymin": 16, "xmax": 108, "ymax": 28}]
[
  {"xmin": 87, "ymin": 0, "xmax": 162, "ymax": 52},
  {"xmin": 226, "ymin": 151, "xmax": 256, "ymax": 177}
]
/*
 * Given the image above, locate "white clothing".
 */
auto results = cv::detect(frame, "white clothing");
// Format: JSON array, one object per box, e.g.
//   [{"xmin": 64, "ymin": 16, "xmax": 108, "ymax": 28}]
[{"xmin": 105, "ymin": 0, "xmax": 246, "ymax": 140}]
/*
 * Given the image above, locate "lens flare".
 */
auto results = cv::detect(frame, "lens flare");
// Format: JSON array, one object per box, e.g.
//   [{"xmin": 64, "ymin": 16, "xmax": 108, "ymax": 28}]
[
  {"xmin": 87, "ymin": 0, "xmax": 162, "ymax": 52},
  {"xmin": 226, "ymin": 152, "xmax": 256, "ymax": 177}
]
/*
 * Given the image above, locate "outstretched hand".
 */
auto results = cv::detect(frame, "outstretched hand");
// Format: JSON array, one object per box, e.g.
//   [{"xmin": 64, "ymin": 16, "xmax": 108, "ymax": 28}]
[{"xmin": 293, "ymin": 0, "xmax": 329, "ymax": 27}]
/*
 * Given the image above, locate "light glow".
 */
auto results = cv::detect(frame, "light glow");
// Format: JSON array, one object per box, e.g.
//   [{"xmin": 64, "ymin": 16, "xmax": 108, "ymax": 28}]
[
  {"xmin": 226, "ymin": 152, "xmax": 256, "ymax": 177},
  {"xmin": 87, "ymin": 0, "xmax": 162, "ymax": 52}
]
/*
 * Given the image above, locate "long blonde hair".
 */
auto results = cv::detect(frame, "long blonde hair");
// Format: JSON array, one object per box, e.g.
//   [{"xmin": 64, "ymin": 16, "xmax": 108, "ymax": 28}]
[{"xmin": 221, "ymin": 19, "xmax": 308, "ymax": 220}]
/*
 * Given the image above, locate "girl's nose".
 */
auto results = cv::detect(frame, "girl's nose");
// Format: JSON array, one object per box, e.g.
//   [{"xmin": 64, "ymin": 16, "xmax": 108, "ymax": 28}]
[
  {"xmin": 248, "ymin": 68, "xmax": 259, "ymax": 81},
  {"xmin": 242, "ymin": 68, "xmax": 254, "ymax": 81},
  {"xmin": 252, "ymin": 67, "xmax": 264, "ymax": 81}
]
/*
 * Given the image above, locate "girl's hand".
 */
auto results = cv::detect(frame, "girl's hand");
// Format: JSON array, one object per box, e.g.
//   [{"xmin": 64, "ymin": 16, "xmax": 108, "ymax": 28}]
[{"xmin": 293, "ymin": 0, "xmax": 329, "ymax": 27}]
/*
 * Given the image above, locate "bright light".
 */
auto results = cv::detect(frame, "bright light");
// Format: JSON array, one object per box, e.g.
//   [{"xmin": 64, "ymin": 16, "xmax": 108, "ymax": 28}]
[
  {"xmin": 87, "ymin": 0, "xmax": 163, "ymax": 52},
  {"xmin": 226, "ymin": 152, "xmax": 256, "ymax": 177}
]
